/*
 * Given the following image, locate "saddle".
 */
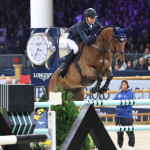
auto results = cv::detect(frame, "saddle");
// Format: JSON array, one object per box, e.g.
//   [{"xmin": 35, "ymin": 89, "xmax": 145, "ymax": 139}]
[{"xmin": 58, "ymin": 42, "xmax": 84, "ymax": 64}]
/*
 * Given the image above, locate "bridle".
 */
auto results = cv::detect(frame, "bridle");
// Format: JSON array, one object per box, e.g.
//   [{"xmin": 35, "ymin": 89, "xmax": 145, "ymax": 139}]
[
  {"xmin": 112, "ymin": 34, "xmax": 126, "ymax": 58},
  {"xmin": 91, "ymin": 30, "xmax": 126, "ymax": 71},
  {"xmin": 92, "ymin": 34, "xmax": 125, "ymax": 58}
]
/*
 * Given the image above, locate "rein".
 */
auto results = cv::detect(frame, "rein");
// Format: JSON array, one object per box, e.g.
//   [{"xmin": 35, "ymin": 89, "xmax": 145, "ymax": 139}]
[{"xmin": 91, "ymin": 32, "xmax": 125, "ymax": 71}]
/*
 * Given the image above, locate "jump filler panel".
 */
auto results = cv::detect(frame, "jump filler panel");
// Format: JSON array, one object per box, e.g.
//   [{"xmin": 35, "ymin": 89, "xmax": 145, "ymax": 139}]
[{"xmin": 0, "ymin": 84, "xmax": 34, "ymax": 112}]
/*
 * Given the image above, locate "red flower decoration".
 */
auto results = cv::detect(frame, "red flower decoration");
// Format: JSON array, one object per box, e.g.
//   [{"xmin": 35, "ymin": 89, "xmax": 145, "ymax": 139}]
[
  {"xmin": 13, "ymin": 58, "xmax": 19, "ymax": 64},
  {"xmin": 20, "ymin": 75, "xmax": 31, "ymax": 84}
]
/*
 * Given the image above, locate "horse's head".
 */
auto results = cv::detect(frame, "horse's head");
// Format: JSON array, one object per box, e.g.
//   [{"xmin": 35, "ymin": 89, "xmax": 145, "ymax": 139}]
[{"xmin": 111, "ymin": 27, "xmax": 128, "ymax": 66}]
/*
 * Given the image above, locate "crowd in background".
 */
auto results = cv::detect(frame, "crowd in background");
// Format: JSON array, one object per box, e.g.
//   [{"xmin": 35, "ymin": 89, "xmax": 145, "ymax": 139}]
[
  {"xmin": 0, "ymin": 0, "xmax": 30, "ymax": 54},
  {"xmin": 0, "ymin": 0, "xmax": 149, "ymax": 70}
]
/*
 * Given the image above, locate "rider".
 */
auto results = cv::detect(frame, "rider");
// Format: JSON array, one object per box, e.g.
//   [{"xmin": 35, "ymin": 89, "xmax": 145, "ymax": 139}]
[{"xmin": 58, "ymin": 8, "xmax": 103, "ymax": 78}]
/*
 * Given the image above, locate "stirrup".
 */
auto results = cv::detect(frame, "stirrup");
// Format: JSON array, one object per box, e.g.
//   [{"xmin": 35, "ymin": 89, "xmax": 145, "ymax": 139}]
[
  {"xmin": 58, "ymin": 72, "xmax": 64, "ymax": 78},
  {"xmin": 58, "ymin": 70, "xmax": 66, "ymax": 78}
]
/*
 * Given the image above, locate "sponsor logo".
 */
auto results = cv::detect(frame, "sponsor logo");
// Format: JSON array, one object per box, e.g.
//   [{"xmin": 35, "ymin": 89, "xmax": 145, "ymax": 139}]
[
  {"xmin": 118, "ymin": 95, "xmax": 122, "ymax": 98},
  {"xmin": 33, "ymin": 73, "xmax": 52, "ymax": 81},
  {"xmin": 38, "ymin": 121, "xmax": 45, "ymax": 125}
]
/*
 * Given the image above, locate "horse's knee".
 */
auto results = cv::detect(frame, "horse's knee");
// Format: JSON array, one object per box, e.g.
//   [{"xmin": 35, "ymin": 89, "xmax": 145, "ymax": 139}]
[
  {"xmin": 97, "ymin": 73, "xmax": 103, "ymax": 82},
  {"xmin": 107, "ymin": 72, "xmax": 113, "ymax": 81}
]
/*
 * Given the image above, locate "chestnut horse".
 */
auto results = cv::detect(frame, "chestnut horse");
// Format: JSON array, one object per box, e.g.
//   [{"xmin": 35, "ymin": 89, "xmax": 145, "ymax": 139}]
[{"xmin": 48, "ymin": 26, "xmax": 127, "ymax": 101}]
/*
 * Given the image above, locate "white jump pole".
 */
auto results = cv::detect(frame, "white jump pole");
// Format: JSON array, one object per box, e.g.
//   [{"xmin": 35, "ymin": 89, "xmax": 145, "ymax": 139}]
[
  {"xmin": 48, "ymin": 110, "xmax": 56, "ymax": 150},
  {"xmin": 0, "ymin": 134, "xmax": 49, "ymax": 146},
  {"xmin": 34, "ymin": 99, "xmax": 150, "ymax": 108},
  {"xmin": 0, "ymin": 135, "xmax": 17, "ymax": 145},
  {"xmin": 47, "ymin": 92, "xmax": 62, "ymax": 150},
  {"xmin": 34, "ymin": 125, "xmax": 150, "ymax": 133}
]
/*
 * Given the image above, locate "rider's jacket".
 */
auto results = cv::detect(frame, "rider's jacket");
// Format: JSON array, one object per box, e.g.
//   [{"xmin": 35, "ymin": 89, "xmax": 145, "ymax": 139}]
[{"xmin": 66, "ymin": 18, "xmax": 103, "ymax": 45}]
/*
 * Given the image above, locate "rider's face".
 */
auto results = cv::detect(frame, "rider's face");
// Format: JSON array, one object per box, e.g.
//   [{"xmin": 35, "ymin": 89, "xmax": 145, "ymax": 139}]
[{"xmin": 86, "ymin": 17, "xmax": 96, "ymax": 25}]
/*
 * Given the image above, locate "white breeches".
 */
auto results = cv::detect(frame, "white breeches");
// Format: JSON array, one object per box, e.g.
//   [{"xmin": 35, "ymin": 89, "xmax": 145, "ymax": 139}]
[{"xmin": 64, "ymin": 33, "xmax": 78, "ymax": 54}]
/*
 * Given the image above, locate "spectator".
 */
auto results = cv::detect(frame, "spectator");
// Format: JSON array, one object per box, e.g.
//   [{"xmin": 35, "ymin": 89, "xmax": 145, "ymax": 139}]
[
  {"xmin": 114, "ymin": 64, "xmax": 120, "ymax": 70},
  {"xmin": 7, "ymin": 24, "xmax": 14, "ymax": 39},
  {"xmin": 146, "ymin": 57, "xmax": 150, "ymax": 71},
  {"xmin": 128, "ymin": 43, "xmax": 137, "ymax": 53},
  {"xmin": 138, "ymin": 44, "xmax": 145, "ymax": 53},
  {"xmin": 5, "ymin": 77, "xmax": 12, "ymax": 84},
  {"xmin": 0, "ymin": 0, "xmax": 30, "ymax": 54},
  {"xmin": 126, "ymin": 60, "xmax": 135, "ymax": 71},
  {"xmin": 0, "ymin": 0, "xmax": 149, "ymax": 57},
  {"xmin": 5, "ymin": 42, "xmax": 13, "ymax": 54},
  {"xmin": 0, "ymin": 31, "xmax": 5, "ymax": 45},
  {"xmin": 74, "ymin": 10, "xmax": 82, "ymax": 22},
  {"xmin": 136, "ymin": 36, "xmax": 144, "ymax": 50},
  {"xmin": 13, "ymin": 39, "xmax": 24, "ymax": 54},
  {"xmin": 125, "ymin": 36, "xmax": 133, "ymax": 53},
  {"xmin": 119, "ymin": 62, "xmax": 127, "ymax": 70},
  {"xmin": 146, "ymin": 42, "xmax": 150, "ymax": 49},
  {"xmin": 0, "ymin": 23, "xmax": 7, "ymax": 37},
  {"xmin": 113, "ymin": 80, "xmax": 135, "ymax": 150},
  {"xmin": 143, "ymin": 48, "xmax": 150, "ymax": 61},
  {"xmin": 135, "ymin": 57, "xmax": 148, "ymax": 70},
  {"xmin": 141, "ymin": 29, "xmax": 150, "ymax": 44}
]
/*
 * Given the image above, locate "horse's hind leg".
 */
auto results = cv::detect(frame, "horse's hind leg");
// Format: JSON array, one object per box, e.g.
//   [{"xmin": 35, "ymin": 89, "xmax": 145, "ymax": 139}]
[
  {"xmin": 97, "ymin": 71, "xmax": 113, "ymax": 94},
  {"xmin": 90, "ymin": 73, "xmax": 103, "ymax": 93}
]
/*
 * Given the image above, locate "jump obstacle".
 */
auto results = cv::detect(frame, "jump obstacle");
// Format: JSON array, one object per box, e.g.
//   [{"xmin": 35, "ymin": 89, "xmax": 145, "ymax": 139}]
[
  {"xmin": 0, "ymin": 84, "xmax": 54, "ymax": 150},
  {"xmin": 0, "ymin": 134, "xmax": 49, "ymax": 146},
  {"xmin": 1, "ymin": 84, "xmax": 150, "ymax": 149},
  {"xmin": 34, "ymin": 99, "xmax": 150, "ymax": 108},
  {"xmin": 34, "ymin": 99, "xmax": 150, "ymax": 133},
  {"xmin": 33, "ymin": 125, "xmax": 150, "ymax": 133}
]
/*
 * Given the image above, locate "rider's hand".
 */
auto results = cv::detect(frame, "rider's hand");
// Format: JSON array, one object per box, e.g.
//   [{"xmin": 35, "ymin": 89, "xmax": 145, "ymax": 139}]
[{"xmin": 96, "ymin": 29, "xmax": 101, "ymax": 37}]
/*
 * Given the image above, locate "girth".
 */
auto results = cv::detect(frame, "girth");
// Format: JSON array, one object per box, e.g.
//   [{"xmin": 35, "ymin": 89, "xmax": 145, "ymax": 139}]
[{"xmin": 73, "ymin": 61, "xmax": 95, "ymax": 86}]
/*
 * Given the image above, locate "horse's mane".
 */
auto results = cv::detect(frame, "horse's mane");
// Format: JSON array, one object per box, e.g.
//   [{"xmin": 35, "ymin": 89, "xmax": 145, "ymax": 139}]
[{"xmin": 96, "ymin": 25, "xmax": 115, "ymax": 36}]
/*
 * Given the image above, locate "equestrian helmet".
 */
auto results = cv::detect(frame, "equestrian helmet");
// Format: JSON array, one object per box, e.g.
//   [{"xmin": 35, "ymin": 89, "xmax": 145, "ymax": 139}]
[{"xmin": 84, "ymin": 8, "xmax": 97, "ymax": 18}]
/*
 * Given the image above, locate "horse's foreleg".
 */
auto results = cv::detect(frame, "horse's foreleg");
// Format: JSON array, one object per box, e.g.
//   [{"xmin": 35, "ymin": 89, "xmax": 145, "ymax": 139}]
[
  {"xmin": 83, "ymin": 66, "xmax": 102, "ymax": 94},
  {"xmin": 90, "ymin": 73, "xmax": 103, "ymax": 93},
  {"xmin": 97, "ymin": 71, "xmax": 113, "ymax": 94},
  {"xmin": 48, "ymin": 70, "xmax": 60, "ymax": 97}
]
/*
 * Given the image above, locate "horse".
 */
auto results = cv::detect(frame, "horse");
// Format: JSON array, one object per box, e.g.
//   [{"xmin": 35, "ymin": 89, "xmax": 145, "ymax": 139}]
[{"xmin": 48, "ymin": 26, "xmax": 127, "ymax": 101}]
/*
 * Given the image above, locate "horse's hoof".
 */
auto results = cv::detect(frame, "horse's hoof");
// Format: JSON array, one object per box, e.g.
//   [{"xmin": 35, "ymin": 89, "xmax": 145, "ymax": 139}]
[
  {"xmin": 97, "ymin": 87, "xmax": 108, "ymax": 94},
  {"xmin": 97, "ymin": 89, "xmax": 104, "ymax": 94},
  {"xmin": 89, "ymin": 88, "xmax": 96, "ymax": 94},
  {"xmin": 103, "ymin": 87, "xmax": 108, "ymax": 93}
]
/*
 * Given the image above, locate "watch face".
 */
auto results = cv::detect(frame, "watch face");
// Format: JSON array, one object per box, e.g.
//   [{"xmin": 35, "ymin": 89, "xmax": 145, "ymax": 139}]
[{"xmin": 27, "ymin": 34, "xmax": 48, "ymax": 65}]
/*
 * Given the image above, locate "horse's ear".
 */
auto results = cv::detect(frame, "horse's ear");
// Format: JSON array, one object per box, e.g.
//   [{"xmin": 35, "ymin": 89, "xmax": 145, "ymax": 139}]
[
  {"xmin": 123, "ymin": 28, "xmax": 129, "ymax": 33},
  {"xmin": 123, "ymin": 25, "xmax": 131, "ymax": 33}
]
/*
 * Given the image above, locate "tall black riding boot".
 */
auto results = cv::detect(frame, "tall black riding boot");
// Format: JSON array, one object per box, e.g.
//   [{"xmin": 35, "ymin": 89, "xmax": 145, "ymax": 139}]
[{"xmin": 58, "ymin": 50, "xmax": 74, "ymax": 78}]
